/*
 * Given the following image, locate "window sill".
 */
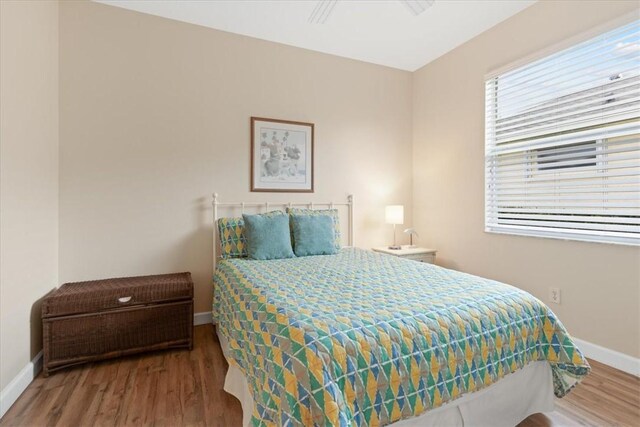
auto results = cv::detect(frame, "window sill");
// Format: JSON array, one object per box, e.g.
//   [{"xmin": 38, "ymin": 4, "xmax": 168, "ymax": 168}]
[{"xmin": 485, "ymin": 225, "xmax": 639, "ymax": 247}]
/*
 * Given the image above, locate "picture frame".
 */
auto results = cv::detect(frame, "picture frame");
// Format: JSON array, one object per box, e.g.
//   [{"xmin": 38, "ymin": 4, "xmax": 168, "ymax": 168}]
[{"xmin": 250, "ymin": 117, "xmax": 314, "ymax": 193}]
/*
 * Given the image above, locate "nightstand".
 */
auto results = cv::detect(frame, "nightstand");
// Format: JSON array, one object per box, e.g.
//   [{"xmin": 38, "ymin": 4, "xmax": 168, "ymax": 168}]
[{"xmin": 372, "ymin": 246, "xmax": 437, "ymax": 264}]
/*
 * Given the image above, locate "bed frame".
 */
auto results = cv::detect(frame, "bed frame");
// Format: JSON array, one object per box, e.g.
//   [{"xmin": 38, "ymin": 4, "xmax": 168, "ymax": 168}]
[{"xmin": 212, "ymin": 193, "xmax": 354, "ymax": 270}]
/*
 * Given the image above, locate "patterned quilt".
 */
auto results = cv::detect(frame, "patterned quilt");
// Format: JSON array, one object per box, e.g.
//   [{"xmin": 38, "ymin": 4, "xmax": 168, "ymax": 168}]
[{"xmin": 213, "ymin": 248, "xmax": 589, "ymax": 426}]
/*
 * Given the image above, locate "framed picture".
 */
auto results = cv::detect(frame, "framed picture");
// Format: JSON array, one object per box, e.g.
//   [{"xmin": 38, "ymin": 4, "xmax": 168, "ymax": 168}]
[{"xmin": 251, "ymin": 117, "xmax": 314, "ymax": 193}]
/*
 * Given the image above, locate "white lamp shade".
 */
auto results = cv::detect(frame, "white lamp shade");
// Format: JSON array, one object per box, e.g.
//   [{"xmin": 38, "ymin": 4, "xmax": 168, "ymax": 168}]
[{"xmin": 385, "ymin": 205, "xmax": 404, "ymax": 225}]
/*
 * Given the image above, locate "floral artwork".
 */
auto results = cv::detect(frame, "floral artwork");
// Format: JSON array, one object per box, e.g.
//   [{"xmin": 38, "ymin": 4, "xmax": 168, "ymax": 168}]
[
  {"xmin": 260, "ymin": 129, "xmax": 305, "ymax": 181},
  {"xmin": 251, "ymin": 118, "xmax": 314, "ymax": 192}
]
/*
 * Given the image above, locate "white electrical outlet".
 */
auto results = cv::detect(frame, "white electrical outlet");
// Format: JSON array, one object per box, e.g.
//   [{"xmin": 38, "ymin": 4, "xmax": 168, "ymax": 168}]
[{"xmin": 549, "ymin": 287, "xmax": 561, "ymax": 304}]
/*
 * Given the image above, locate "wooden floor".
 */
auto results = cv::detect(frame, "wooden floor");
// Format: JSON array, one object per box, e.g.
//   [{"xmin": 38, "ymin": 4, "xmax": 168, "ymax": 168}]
[{"xmin": 1, "ymin": 325, "xmax": 638, "ymax": 426}]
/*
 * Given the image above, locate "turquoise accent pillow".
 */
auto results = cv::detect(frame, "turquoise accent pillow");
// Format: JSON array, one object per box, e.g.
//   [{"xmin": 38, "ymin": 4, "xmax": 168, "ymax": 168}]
[
  {"xmin": 217, "ymin": 211, "xmax": 286, "ymax": 259},
  {"xmin": 286, "ymin": 207, "xmax": 341, "ymax": 251},
  {"xmin": 291, "ymin": 214, "xmax": 338, "ymax": 257},
  {"xmin": 242, "ymin": 212, "xmax": 295, "ymax": 260}
]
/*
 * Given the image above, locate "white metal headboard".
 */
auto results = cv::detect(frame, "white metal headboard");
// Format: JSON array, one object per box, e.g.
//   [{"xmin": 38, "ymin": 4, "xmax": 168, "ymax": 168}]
[{"xmin": 212, "ymin": 193, "xmax": 354, "ymax": 270}]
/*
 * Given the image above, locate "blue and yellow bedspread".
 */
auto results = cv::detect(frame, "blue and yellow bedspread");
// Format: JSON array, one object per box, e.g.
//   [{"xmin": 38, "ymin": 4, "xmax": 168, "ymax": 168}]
[{"xmin": 213, "ymin": 248, "xmax": 588, "ymax": 426}]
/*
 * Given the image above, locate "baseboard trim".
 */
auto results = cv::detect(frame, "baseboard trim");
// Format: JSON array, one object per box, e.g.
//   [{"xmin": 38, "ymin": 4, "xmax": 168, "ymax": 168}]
[
  {"xmin": 1, "ymin": 321, "xmax": 634, "ymax": 420},
  {"xmin": 0, "ymin": 350, "xmax": 43, "ymax": 419},
  {"xmin": 194, "ymin": 311, "xmax": 213, "ymax": 326},
  {"xmin": 573, "ymin": 337, "xmax": 639, "ymax": 377}
]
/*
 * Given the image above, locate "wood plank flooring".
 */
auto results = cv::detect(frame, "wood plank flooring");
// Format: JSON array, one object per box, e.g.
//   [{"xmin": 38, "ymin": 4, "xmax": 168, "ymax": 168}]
[{"xmin": 1, "ymin": 325, "xmax": 638, "ymax": 426}]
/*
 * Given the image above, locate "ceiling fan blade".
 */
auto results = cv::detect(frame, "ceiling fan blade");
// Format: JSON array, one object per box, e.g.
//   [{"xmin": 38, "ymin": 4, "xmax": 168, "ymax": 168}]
[
  {"xmin": 399, "ymin": 0, "xmax": 435, "ymax": 16},
  {"xmin": 308, "ymin": 0, "xmax": 338, "ymax": 24}
]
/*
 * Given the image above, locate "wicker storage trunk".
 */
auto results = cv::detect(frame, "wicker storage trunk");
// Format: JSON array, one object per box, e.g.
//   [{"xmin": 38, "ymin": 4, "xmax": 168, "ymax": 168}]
[{"xmin": 42, "ymin": 272, "xmax": 193, "ymax": 376}]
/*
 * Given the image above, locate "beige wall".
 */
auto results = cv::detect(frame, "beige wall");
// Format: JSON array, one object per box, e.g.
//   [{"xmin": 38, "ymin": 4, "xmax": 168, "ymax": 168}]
[
  {"xmin": 0, "ymin": 0, "xmax": 59, "ymax": 390},
  {"xmin": 58, "ymin": 1, "xmax": 413, "ymax": 313},
  {"xmin": 412, "ymin": 0, "xmax": 640, "ymax": 357}
]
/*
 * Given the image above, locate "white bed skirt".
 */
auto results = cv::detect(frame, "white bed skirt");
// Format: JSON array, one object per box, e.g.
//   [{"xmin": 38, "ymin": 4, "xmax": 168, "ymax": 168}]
[{"xmin": 217, "ymin": 329, "xmax": 555, "ymax": 427}]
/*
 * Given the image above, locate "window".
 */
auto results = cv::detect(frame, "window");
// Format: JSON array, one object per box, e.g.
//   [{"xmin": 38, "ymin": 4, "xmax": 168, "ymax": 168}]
[{"xmin": 485, "ymin": 19, "xmax": 640, "ymax": 245}]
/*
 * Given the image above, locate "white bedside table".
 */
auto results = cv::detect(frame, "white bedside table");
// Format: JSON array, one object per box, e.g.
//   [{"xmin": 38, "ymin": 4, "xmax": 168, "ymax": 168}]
[{"xmin": 372, "ymin": 246, "xmax": 437, "ymax": 264}]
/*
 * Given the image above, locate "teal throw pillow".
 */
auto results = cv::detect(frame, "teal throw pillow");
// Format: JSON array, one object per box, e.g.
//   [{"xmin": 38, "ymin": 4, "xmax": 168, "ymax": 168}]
[
  {"xmin": 291, "ymin": 214, "xmax": 338, "ymax": 257},
  {"xmin": 286, "ymin": 207, "xmax": 341, "ymax": 251},
  {"xmin": 242, "ymin": 212, "xmax": 295, "ymax": 260}
]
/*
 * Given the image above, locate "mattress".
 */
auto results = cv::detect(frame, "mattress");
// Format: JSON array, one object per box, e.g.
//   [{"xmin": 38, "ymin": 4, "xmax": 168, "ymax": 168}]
[{"xmin": 213, "ymin": 248, "xmax": 589, "ymax": 426}]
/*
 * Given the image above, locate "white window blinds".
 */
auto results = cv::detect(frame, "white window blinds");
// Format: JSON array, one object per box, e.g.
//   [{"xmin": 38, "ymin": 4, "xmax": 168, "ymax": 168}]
[{"xmin": 485, "ymin": 19, "xmax": 640, "ymax": 245}]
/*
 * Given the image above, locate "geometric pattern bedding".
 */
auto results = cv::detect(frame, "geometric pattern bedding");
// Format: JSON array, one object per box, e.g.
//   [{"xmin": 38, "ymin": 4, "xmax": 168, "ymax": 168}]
[
  {"xmin": 217, "ymin": 217, "xmax": 248, "ymax": 258},
  {"xmin": 213, "ymin": 248, "xmax": 589, "ymax": 426}
]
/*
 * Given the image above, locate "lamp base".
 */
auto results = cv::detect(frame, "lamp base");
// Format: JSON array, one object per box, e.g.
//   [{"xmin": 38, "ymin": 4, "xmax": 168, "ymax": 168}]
[{"xmin": 388, "ymin": 245, "xmax": 402, "ymax": 250}]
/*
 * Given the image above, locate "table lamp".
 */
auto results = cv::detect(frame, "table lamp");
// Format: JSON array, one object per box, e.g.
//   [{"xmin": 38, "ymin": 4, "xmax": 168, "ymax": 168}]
[{"xmin": 385, "ymin": 205, "xmax": 404, "ymax": 250}]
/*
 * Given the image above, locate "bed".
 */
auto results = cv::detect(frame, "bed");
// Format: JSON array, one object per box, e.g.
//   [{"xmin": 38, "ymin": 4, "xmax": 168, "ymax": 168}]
[{"xmin": 211, "ymin": 195, "xmax": 589, "ymax": 426}]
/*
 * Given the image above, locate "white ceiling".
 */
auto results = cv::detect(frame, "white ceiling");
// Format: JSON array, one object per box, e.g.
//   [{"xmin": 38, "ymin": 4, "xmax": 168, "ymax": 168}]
[{"xmin": 95, "ymin": 0, "xmax": 536, "ymax": 71}]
